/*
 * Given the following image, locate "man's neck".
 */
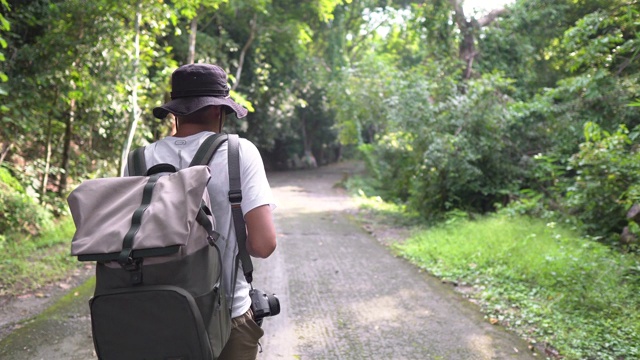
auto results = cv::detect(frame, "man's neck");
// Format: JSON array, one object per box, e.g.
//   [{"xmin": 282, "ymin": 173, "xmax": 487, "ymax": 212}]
[{"xmin": 173, "ymin": 122, "xmax": 220, "ymax": 137}]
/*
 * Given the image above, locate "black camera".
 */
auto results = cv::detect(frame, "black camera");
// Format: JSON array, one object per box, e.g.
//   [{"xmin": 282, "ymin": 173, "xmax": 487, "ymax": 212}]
[{"xmin": 249, "ymin": 288, "xmax": 280, "ymax": 326}]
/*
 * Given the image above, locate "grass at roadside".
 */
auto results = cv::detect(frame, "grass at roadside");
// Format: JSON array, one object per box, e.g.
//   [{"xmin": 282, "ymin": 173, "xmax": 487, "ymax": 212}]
[
  {"xmin": 0, "ymin": 217, "xmax": 81, "ymax": 296},
  {"xmin": 351, "ymin": 189, "xmax": 640, "ymax": 360}
]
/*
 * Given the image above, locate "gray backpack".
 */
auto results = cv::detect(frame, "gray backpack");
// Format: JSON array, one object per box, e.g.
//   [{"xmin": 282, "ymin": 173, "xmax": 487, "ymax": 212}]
[{"xmin": 69, "ymin": 133, "xmax": 245, "ymax": 360}]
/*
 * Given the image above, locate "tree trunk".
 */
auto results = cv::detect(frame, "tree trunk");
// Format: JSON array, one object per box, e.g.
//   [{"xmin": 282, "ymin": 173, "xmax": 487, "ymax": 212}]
[
  {"xmin": 187, "ymin": 12, "xmax": 198, "ymax": 64},
  {"xmin": 300, "ymin": 113, "xmax": 317, "ymax": 168},
  {"xmin": 450, "ymin": 0, "xmax": 476, "ymax": 80},
  {"xmin": 41, "ymin": 116, "xmax": 53, "ymax": 202},
  {"xmin": 58, "ymin": 96, "xmax": 74, "ymax": 197},
  {"xmin": 301, "ymin": 113, "xmax": 310, "ymax": 154},
  {"xmin": 119, "ymin": 2, "xmax": 142, "ymax": 176},
  {"xmin": 449, "ymin": 1, "xmax": 508, "ymax": 80}
]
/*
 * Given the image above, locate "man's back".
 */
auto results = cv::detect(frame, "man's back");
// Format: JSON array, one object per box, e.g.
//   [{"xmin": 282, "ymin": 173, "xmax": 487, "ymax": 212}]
[{"xmin": 136, "ymin": 131, "xmax": 275, "ymax": 319}]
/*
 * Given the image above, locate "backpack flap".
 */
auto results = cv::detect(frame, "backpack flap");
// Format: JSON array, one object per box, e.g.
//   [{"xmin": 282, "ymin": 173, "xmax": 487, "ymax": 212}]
[{"xmin": 68, "ymin": 165, "xmax": 215, "ymax": 263}]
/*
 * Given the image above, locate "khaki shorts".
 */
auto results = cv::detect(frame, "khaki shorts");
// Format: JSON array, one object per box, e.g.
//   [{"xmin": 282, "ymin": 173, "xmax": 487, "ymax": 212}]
[{"xmin": 218, "ymin": 309, "xmax": 265, "ymax": 360}]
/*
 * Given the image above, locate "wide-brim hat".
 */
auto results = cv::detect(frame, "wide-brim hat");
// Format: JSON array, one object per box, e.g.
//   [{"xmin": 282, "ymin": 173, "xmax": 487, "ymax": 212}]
[{"xmin": 153, "ymin": 63, "xmax": 248, "ymax": 119}]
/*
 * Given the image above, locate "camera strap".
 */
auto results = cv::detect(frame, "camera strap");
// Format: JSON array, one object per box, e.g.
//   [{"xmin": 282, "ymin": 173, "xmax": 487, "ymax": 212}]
[
  {"xmin": 191, "ymin": 133, "xmax": 254, "ymax": 318},
  {"xmin": 191, "ymin": 133, "xmax": 254, "ymax": 286},
  {"xmin": 227, "ymin": 134, "xmax": 254, "ymax": 285}
]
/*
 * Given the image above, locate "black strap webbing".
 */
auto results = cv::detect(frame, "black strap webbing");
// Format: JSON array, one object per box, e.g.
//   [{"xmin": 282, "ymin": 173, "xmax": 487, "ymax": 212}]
[
  {"xmin": 190, "ymin": 133, "xmax": 228, "ymax": 167},
  {"xmin": 227, "ymin": 134, "xmax": 253, "ymax": 284},
  {"xmin": 118, "ymin": 173, "xmax": 162, "ymax": 268},
  {"xmin": 146, "ymin": 163, "xmax": 178, "ymax": 176},
  {"xmin": 196, "ymin": 201, "xmax": 220, "ymax": 244},
  {"xmin": 127, "ymin": 147, "xmax": 147, "ymax": 176}
]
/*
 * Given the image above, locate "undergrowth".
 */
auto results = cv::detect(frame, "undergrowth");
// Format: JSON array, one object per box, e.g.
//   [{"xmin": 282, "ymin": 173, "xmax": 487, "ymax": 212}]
[
  {"xmin": 0, "ymin": 217, "xmax": 80, "ymax": 296},
  {"xmin": 348, "ymin": 179, "xmax": 640, "ymax": 360}
]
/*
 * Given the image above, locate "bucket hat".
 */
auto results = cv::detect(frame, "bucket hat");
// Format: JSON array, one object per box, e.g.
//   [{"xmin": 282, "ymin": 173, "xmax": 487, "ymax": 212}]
[{"xmin": 153, "ymin": 64, "xmax": 248, "ymax": 119}]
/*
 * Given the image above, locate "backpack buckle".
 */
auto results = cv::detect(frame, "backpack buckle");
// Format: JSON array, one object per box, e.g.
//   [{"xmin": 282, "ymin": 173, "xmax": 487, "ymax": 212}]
[
  {"xmin": 118, "ymin": 248, "xmax": 141, "ymax": 270},
  {"xmin": 228, "ymin": 189, "xmax": 243, "ymax": 205},
  {"xmin": 118, "ymin": 255, "xmax": 144, "ymax": 285},
  {"xmin": 207, "ymin": 232, "xmax": 221, "ymax": 246}
]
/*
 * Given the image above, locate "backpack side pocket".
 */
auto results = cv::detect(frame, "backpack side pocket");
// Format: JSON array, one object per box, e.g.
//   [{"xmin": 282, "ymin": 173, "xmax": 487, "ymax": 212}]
[{"xmin": 194, "ymin": 280, "xmax": 231, "ymax": 359}]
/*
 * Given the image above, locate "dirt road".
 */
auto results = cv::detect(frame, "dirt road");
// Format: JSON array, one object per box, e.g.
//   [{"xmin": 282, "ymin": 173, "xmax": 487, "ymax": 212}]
[
  {"xmin": 254, "ymin": 163, "xmax": 536, "ymax": 360},
  {"xmin": 0, "ymin": 162, "xmax": 537, "ymax": 359}
]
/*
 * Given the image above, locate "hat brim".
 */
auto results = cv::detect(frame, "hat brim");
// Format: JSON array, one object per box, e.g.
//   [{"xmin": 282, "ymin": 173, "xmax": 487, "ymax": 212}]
[{"xmin": 153, "ymin": 96, "xmax": 248, "ymax": 119}]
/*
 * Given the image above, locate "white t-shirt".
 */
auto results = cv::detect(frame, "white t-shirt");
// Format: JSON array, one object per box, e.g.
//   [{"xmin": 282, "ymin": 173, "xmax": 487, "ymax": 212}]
[{"xmin": 126, "ymin": 131, "xmax": 276, "ymax": 318}]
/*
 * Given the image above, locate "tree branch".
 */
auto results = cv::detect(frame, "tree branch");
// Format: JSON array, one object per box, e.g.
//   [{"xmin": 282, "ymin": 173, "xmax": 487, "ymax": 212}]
[
  {"xmin": 477, "ymin": 7, "xmax": 508, "ymax": 27},
  {"xmin": 0, "ymin": 142, "xmax": 13, "ymax": 166},
  {"xmin": 616, "ymin": 48, "xmax": 640, "ymax": 76},
  {"xmin": 232, "ymin": 14, "xmax": 257, "ymax": 91}
]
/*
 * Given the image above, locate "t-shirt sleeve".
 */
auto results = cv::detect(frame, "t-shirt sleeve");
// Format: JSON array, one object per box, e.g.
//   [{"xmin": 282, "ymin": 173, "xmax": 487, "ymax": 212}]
[{"xmin": 239, "ymin": 138, "xmax": 276, "ymax": 216}]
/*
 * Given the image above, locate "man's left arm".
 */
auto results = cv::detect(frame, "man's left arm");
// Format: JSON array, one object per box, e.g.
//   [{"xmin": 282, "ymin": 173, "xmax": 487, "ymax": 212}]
[
  {"xmin": 245, "ymin": 205, "xmax": 276, "ymax": 258},
  {"xmin": 239, "ymin": 139, "xmax": 277, "ymax": 258}
]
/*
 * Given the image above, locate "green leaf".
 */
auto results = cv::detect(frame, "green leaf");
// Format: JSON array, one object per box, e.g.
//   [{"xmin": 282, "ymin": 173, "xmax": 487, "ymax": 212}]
[
  {"xmin": 628, "ymin": 99, "xmax": 640, "ymax": 107},
  {"xmin": 0, "ymin": 15, "xmax": 9, "ymax": 32}
]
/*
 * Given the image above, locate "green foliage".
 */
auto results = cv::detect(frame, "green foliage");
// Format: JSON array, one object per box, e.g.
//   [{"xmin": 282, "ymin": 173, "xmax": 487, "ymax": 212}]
[
  {"xmin": 0, "ymin": 0, "xmax": 9, "ymax": 98},
  {"xmin": 329, "ymin": 52, "xmax": 400, "ymax": 146},
  {"xmin": 395, "ymin": 214, "xmax": 640, "ymax": 359},
  {"xmin": 358, "ymin": 132, "xmax": 415, "ymax": 201},
  {"xmin": 565, "ymin": 122, "xmax": 640, "ymax": 245},
  {"xmin": 409, "ymin": 73, "xmax": 521, "ymax": 216},
  {"xmin": 0, "ymin": 167, "xmax": 23, "ymax": 193},
  {"xmin": 0, "ymin": 182, "xmax": 52, "ymax": 236},
  {"xmin": 0, "ymin": 216, "xmax": 78, "ymax": 296}
]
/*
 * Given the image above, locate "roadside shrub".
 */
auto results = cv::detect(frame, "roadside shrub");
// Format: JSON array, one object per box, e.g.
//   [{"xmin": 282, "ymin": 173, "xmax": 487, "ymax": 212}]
[
  {"xmin": 0, "ymin": 167, "xmax": 25, "ymax": 193},
  {"xmin": 565, "ymin": 122, "xmax": 640, "ymax": 246},
  {"xmin": 359, "ymin": 132, "xmax": 416, "ymax": 202},
  {"xmin": 409, "ymin": 74, "xmax": 521, "ymax": 217},
  {"xmin": 0, "ymin": 173, "xmax": 53, "ymax": 236}
]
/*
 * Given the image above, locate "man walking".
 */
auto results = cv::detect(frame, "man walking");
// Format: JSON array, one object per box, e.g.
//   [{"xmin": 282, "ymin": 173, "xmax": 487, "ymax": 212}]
[{"xmin": 128, "ymin": 63, "xmax": 277, "ymax": 359}]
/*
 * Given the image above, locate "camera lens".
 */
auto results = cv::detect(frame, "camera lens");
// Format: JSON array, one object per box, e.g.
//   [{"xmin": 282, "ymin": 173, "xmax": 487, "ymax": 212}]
[{"xmin": 267, "ymin": 294, "xmax": 280, "ymax": 316}]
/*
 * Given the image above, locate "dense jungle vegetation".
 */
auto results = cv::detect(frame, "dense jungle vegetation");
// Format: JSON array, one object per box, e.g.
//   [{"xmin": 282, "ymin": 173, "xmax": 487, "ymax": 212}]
[{"xmin": 1, "ymin": 0, "xmax": 639, "ymax": 358}]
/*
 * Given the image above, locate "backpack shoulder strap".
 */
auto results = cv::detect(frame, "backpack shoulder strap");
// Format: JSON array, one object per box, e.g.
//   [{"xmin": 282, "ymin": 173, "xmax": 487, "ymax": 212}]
[
  {"xmin": 228, "ymin": 134, "xmax": 254, "ymax": 284},
  {"xmin": 127, "ymin": 147, "xmax": 147, "ymax": 176},
  {"xmin": 189, "ymin": 133, "xmax": 228, "ymax": 167},
  {"xmin": 188, "ymin": 133, "xmax": 254, "ymax": 284}
]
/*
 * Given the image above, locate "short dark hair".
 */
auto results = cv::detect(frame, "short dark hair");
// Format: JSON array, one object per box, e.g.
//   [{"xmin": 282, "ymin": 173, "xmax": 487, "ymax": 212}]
[{"xmin": 178, "ymin": 105, "xmax": 221, "ymax": 125}]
